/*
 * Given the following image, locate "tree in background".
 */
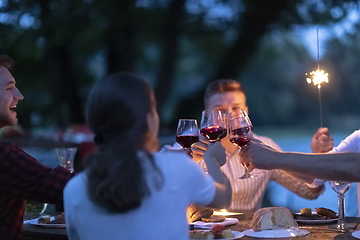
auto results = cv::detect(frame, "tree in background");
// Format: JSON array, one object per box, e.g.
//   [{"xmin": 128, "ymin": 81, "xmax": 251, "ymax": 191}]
[{"xmin": 0, "ymin": 0, "xmax": 359, "ymax": 135}]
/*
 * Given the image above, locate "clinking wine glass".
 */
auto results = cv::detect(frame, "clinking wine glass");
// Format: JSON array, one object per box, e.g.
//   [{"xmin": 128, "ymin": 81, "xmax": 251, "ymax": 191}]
[
  {"xmin": 219, "ymin": 111, "xmax": 228, "ymax": 140},
  {"xmin": 228, "ymin": 110, "xmax": 254, "ymax": 179},
  {"xmin": 176, "ymin": 119, "xmax": 199, "ymax": 150},
  {"xmin": 55, "ymin": 147, "xmax": 78, "ymax": 173},
  {"xmin": 329, "ymin": 181, "xmax": 352, "ymax": 232},
  {"xmin": 200, "ymin": 110, "xmax": 227, "ymax": 143}
]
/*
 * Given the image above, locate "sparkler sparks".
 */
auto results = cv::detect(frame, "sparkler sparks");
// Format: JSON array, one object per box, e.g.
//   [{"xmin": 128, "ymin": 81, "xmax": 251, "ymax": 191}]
[
  {"xmin": 305, "ymin": 29, "xmax": 329, "ymax": 127},
  {"xmin": 305, "ymin": 69, "xmax": 329, "ymax": 89}
]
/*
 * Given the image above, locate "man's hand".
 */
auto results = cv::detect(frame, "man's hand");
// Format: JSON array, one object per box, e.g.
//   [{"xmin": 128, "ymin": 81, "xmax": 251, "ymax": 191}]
[
  {"xmin": 191, "ymin": 135, "xmax": 209, "ymax": 163},
  {"xmin": 204, "ymin": 141, "xmax": 226, "ymax": 166},
  {"xmin": 311, "ymin": 128, "xmax": 333, "ymax": 153},
  {"xmin": 239, "ymin": 139, "xmax": 279, "ymax": 172}
]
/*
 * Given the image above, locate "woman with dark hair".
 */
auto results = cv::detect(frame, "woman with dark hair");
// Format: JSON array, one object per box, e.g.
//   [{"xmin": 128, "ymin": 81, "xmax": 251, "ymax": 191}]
[{"xmin": 63, "ymin": 72, "xmax": 231, "ymax": 240}]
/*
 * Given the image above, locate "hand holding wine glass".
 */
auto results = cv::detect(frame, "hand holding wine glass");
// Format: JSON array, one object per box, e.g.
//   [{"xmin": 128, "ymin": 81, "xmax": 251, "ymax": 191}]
[
  {"xmin": 228, "ymin": 110, "xmax": 254, "ymax": 179},
  {"xmin": 200, "ymin": 110, "xmax": 227, "ymax": 143},
  {"xmin": 176, "ymin": 119, "xmax": 199, "ymax": 152}
]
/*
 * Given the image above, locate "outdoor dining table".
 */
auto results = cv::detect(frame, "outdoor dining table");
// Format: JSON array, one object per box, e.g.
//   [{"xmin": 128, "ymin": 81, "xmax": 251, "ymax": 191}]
[
  {"xmin": 230, "ymin": 211, "xmax": 360, "ymax": 239},
  {"xmin": 22, "ymin": 210, "xmax": 360, "ymax": 240}
]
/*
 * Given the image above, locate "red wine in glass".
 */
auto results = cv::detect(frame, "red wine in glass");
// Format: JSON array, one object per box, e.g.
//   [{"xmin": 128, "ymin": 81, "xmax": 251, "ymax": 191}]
[
  {"xmin": 219, "ymin": 128, "xmax": 227, "ymax": 140},
  {"xmin": 176, "ymin": 119, "xmax": 199, "ymax": 150},
  {"xmin": 230, "ymin": 126, "xmax": 253, "ymax": 147},
  {"xmin": 228, "ymin": 110, "xmax": 254, "ymax": 179},
  {"xmin": 230, "ymin": 136, "xmax": 251, "ymax": 147},
  {"xmin": 229, "ymin": 124, "xmax": 253, "ymax": 148},
  {"xmin": 176, "ymin": 135, "xmax": 199, "ymax": 149},
  {"xmin": 200, "ymin": 110, "xmax": 226, "ymax": 142},
  {"xmin": 200, "ymin": 126, "xmax": 226, "ymax": 142}
]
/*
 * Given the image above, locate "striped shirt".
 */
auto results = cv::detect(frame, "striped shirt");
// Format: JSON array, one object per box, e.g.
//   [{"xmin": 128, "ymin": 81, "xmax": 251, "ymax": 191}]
[{"xmin": 199, "ymin": 134, "xmax": 323, "ymax": 210}]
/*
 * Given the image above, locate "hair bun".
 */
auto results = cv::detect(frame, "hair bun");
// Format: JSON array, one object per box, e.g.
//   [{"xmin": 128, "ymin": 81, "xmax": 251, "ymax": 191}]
[{"xmin": 94, "ymin": 132, "xmax": 106, "ymax": 145}]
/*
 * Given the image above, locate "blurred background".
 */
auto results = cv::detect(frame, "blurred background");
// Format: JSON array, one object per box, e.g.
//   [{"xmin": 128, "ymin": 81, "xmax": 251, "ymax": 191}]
[{"xmin": 1, "ymin": 0, "xmax": 360, "ymax": 215}]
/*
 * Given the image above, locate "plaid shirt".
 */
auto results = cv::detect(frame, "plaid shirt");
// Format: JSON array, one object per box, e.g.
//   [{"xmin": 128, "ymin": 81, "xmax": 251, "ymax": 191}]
[{"xmin": 0, "ymin": 142, "xmax": 75, "ymax": 240}]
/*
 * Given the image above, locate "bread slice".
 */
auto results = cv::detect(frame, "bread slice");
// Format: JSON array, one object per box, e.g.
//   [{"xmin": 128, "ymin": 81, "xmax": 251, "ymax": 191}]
[
  {"xmin": 187, "ymin": 205, "xmax": 214, "ymax": 223},
  {"xmin": 315, "ymin": 207, "xmax": 337, "ymax": 219},
  {"xmin": 201, "ymin": 215, "xmax": 226, "ymax": 222}
]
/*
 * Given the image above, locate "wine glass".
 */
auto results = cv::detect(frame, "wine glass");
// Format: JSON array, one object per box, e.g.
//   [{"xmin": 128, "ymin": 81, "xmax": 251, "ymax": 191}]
[
  {"xmin": 176, "ymin": 119, "xmax": 199, "ymax": 149},
  {"xmin": 200, "ymin": 110, "xmax": 227, "ymax": 143},
  {"xmin": 55, "ymin": 147, "xmax": 78, "ymax": 173},
  {"xmin": 329, "ymin": 181, "xmax": 352, "ymax": 232},
  {"xmin": 25, "ymin": 200, "xmax": 48, "ymax": 219},
  {"xmin": 228, "ymin": 110, "xmax": 254, "ymax": 179},
  {"xmin": 219, "ymin": 111, "xmax": 228, "ymax": 140}
]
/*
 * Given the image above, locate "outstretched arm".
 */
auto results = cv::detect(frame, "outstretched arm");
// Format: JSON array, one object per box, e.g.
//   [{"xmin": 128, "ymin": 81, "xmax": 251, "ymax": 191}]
[
  {"xmin": 203, "ymin": 141, "xmax": 232, "ymax": 209},
  {"xmin": 240, "ymin": 139, "xmax": 360, "ymax": 182},
  {"xmin": 272, "ymin": 169, "xmax": 324, "ymax": 199}
]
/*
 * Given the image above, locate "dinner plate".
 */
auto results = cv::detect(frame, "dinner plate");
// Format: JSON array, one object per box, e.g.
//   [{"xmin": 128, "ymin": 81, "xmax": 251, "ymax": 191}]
[
  {"xmin": 189, "ymin": 218, "xmax": 239, "ymax": 229},
  {"xmin": 293, "ymin": 212, "xmax": 338, "ymax": 224},
  {"xmin": 243, "ymin": 228, "xmax": 309, "ymax": 238},
  {"xmin": 24, "ymin": 218, "xmax": 66, "ymax": 228},
  {"xmin": 352, "ymin": 230, "xmax": 360, "ymax": 239},
  {"xmin": 189, "ymin": 230, "xmax": 244, "ymax": 240},
  {"xmin": 295, "ymin": 218, "xmax": 338, "ymax": 224}
]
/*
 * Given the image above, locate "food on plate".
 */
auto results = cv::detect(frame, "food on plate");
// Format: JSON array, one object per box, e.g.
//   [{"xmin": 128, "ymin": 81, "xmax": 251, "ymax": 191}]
[
  {"xmin": 38, "ymin": 215, "xmax": 51, "ymax": 223},
  {"xmin": 187, "ymin": 204, "xmax": 214, "ymax": 223},
  {"xmin": 300, "ymin": 208, "xmax": 312, "ymax": 215},
  {"xmin": 221, "ymin": 229, "xmax": 234, "ymax": 239},
  {"xmin": 37, "ymin": 213, "xmax": 65, "ymax": 224},
  {"xmin": 201, "ymin": 215, "xmax": 226, "ymax": 223},
  {"xmin": 250, "ymin": 207, "xmax": 297, "ymax": 231},
  {"xmin": 292, "ymin": 207, "xmax": 337, "ymax": 220},
  {"xmin": 315, "ymin": 207, "xmax": 337, "ymax": 219},
  {"xmin": 292, "ymin": 213, "xmax": 327, "ymax": 220},
  {"xmin": 189, "ymin": 230, "xmax": 214, "ymax": 239},
  {"xmin": 189, "ymin": 224, "xmax": 234, "ymax": 239},
  {"xmin": 211, "ymin": 224, "xmax": 225, "ymax": 239}
]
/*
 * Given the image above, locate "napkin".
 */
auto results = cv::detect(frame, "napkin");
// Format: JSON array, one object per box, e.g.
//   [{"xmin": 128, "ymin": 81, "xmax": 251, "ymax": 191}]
[
  {"xmin": 190, "ymin": 218, "xmax": 239, "ymax": 229},
  {"xmin": 23, "ymin": 216, "xmax": 55, "ymax": 224},
  {"xmin": 23, "ymin": 219, "xmax": 32, "ymax": 224}
]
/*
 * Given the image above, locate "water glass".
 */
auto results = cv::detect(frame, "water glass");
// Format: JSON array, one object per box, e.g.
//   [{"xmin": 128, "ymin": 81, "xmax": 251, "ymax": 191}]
[{"xmin": 55, "ymin": 147, "xmax": 77, "ymax": 173}]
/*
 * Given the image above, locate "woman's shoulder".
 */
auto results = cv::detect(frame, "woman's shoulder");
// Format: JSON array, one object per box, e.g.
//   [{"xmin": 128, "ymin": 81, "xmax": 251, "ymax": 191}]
[
  {"xmin": 65, "ymin": 172, "xmax": 87, "ymax": 192},
  {"xmin": 155, "ymin": 150, "xmax": 192, "ymax": 161},
  {"xmin": 154, "ymin": 151, "xmax": 202, "ymax": 171}
]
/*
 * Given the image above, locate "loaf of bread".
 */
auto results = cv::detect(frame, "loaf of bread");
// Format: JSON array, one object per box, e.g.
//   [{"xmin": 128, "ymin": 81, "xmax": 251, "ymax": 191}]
[
  {"xmin": 251, "ymin": 207, "xmax": 297, "ymax": 231},
  {"xmin": 187, "ymin": 205, "xmax": 214, "ymax": 223}
]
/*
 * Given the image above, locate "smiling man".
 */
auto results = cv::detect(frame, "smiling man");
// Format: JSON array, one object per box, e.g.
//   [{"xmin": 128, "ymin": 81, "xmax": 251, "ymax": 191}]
[
  {"xmin": 192, "ymin": 79, "xmax": 324, "ymax": 210},
  {"xmin": 0, "ymin": 55, "xmax": 75, "ymax": 240}
]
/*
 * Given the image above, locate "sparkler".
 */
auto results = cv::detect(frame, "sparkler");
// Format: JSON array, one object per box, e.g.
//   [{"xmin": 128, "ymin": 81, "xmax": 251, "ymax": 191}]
[{"xmin": 305, "ymin": 29, "xmax": 329, "ymax": 127}]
